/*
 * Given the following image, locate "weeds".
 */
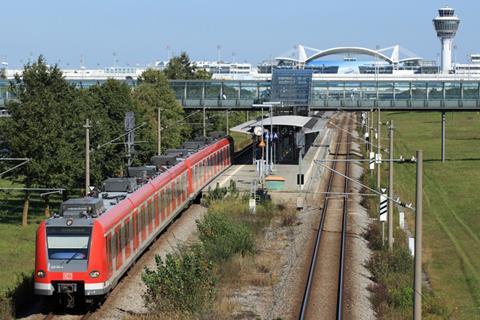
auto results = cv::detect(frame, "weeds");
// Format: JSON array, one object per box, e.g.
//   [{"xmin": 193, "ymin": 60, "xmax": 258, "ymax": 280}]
[
  {"xmin": 141, "ymin": 191, "xmax": 279, "ymax": 319},
  {"xmin": 0, "ymin": 293, "xmax": 13, "ymax": 320},
  {"xmin": 142, "ymin": 245, "xmax": 216, "ymax": 316}
]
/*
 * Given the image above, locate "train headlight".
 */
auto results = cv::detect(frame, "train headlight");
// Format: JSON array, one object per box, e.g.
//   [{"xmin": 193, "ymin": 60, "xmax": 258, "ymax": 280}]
[
  {"xmin": 89, "ymin": 270, "xmax": 100, "ymax": 278},
  {"xmin": 36, "ymin": 270, "xmax": 45, "ymax": 278}
]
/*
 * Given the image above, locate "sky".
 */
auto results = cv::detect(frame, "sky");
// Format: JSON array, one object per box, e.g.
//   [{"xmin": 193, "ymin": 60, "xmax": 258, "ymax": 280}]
[{"xmin": 1, "ymin": 0, "xmax": 479, "ymax": 68}]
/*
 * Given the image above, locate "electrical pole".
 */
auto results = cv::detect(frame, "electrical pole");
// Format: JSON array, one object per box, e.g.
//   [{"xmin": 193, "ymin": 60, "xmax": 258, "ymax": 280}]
[
  {"xmin": 414, "ymin": 150, "xmax": 423, "ymax": 320},
  {"xmin": 226, "ymin": 109, "xmax": 229, "ymax": 135},
  {"xmin": 157, "ymin": 108, "xmax": 161, "ymax": 155},
  {"xmin": 270, "ymin": 104, "xmax": 274, "ymax": 171},
  {"xmin": 203, "ymin": 106, "xmax": 206, "ymax": 137},
  {"xmin": 377, "ymin": 108, "xmax": 381, "ymax": 189},
  {"xmin": 441, "ymin": 112, "xmax": 446, "ymax": 162},
  {"xmin": 388, "ymin": 120, "xmax": 394, "ymax": 251},
  {"xmin": 369, "ymin": 110, "xmax": 373, "ymax": 176},
  {"xmin": 84, "ymin": 119, "xmax": 91, "ymax": 196}
]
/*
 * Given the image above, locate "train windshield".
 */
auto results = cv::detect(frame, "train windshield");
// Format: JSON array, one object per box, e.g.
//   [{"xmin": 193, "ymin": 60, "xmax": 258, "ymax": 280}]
[{"xmin": 46, "ymin": 227, "xmax": 92, "ymax": 261}]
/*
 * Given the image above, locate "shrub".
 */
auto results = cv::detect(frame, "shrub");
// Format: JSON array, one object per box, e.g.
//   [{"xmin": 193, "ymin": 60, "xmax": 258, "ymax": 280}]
[
  {"xmin": 196, "ymin": 211, "xmax": 255, "ymax": 261},
  {"xmin": 142, "ymin": 246, "xmax": 216, "ymax": 315},
  {"xmin": 0, "ymin": 293, "xmax": 13, "ymax": 320}
]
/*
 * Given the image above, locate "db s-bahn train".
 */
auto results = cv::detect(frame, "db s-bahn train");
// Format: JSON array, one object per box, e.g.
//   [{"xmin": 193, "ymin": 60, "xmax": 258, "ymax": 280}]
[{"xmin": 34, "ymin": 137, "xmax": 233, "ymax": 306}]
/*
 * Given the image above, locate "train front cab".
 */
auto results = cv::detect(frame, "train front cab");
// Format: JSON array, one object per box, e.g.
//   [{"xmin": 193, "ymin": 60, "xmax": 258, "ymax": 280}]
[{"xmin": 34, "ymin": 219, "xmax": 109, "ymax": 306}]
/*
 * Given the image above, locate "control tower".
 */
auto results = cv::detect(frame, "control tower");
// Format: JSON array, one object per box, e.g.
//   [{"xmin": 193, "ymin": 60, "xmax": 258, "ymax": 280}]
[{"xmin": 433, "ymin": 6, "xmax": 460, "ymax": 73}]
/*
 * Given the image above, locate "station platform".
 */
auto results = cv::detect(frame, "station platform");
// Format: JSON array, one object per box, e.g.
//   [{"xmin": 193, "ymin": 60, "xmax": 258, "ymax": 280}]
[{"xmin": 205, "ymin": 117, "xmax": 334, "ymax": 198}]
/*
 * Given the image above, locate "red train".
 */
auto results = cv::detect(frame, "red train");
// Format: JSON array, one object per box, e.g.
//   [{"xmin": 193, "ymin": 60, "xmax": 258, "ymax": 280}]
[{"xmin": 34, "ymin": 137, "xmax": 233, "ymax": 306}]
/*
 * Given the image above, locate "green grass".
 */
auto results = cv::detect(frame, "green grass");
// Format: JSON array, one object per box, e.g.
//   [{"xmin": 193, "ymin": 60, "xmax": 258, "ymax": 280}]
[
  {"xmin": 380, "ymin": 111, "xmax": 480, "ymax": 318},
  {"xmin": 0, "ymin": 178, "xmax": 63, "ymax": 294}
]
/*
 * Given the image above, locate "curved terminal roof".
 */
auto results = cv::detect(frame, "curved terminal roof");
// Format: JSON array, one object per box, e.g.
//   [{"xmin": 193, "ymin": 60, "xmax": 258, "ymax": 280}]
[
  {"xmin": 275, "ymin": 44, "xmax": 423, "ymax": 66},
  {"xmin": 306, "ymin": 47, "xmax": 393, "ymax": 64}
]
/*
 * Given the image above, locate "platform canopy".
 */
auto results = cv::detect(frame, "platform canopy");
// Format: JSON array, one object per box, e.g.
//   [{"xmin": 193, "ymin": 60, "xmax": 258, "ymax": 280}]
[{"xmin": 230, "ymin": 115, "xmax": 325, "ymax": 135}]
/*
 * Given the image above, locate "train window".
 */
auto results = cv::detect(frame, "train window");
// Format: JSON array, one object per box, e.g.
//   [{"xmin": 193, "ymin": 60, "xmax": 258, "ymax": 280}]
[
  {"xmin": 166, "ymin": 185, "xmax": 171, "ymax": 214},
  {"xmin": 106, "ymin": 234, "xmax": 112, "ymax": 270},
  {"xmin": 111, "ymin": 233, "xmax": 116, "ymax": 261},
  {"xmin": 120, "ymin": 225, "xmax": 125, "ymax": 249},
  {"xmin": 181, "ymin": 174, "xmax": 184, "ymax": 201},
  {"xmin": 150, "ymin": 199, "xmax": 155, "ymax": 225},
  {"xmin": 142, "ymin": 205, "xmax": 147, "ymax": 232},
  {"xmin": 46, "ymin": 227, "xmax": 92, "ymax": 260},
  {"xmin": 137, "ymin": 210, "xmax": 142, "ymax": 236},
  {"xmin": 154, "ymin": 193, "xmax": 159, "ymax": 227},
  {"xmin": 115, "ymin": 229, "xmax": 122, "ymax": 268},
  {"xmin": 184, "ymin": 173, "xmax": 188, "ymax": 199},
  {"xmin": 116, "ymin": 230, "xmax": 121, "ymax": 252},
  {"xmin": 178, "ymin": 178, "xmax": 182, "ymax": 204},
  {"xmin": 125, "ymin": 220, "xmax": 130, "ymax": 245},
  {"xmin": 178, "ymin": 177, "xmax": 182, "ymax": 203},
  {"xmin": 193, "ymin": 165, "xmax": 196, "ymax": 189},
  {"xmin": 158, "ymin": 191, "xmax": 162, "ymax": 218},
  {"xmin": 128, "ymin": 218, "xmax": 133, "ymax": 244}
]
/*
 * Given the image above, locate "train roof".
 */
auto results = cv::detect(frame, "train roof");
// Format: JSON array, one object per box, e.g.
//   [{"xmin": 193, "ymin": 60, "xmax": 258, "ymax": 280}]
[
  {"xmin": 94, "ymin": 136, "xmax": 231, "ymax": 232},
  {"xmin": 44, "ymin": 136, "xmax": 231, "ymax": 231}
]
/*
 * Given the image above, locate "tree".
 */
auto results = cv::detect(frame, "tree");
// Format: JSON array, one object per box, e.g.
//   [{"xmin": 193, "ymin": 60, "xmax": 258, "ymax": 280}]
[
  {"xmin": 163, "ymin": 52, "xmax": 212, "ymax": 80},
  {"xmin": 82, "ymin": 79, "xmax": 137, "ymax": 182},
  {"xmin": 133, "ymin": 69, "xmax": 190, "ymax": 161},
  {"xmin": 0, "ymin": 56, "xmax": 82, "ymax": 225},
  {"xmin": 2, "ymin": 56, "xmax": 82, "ymax": 188}
]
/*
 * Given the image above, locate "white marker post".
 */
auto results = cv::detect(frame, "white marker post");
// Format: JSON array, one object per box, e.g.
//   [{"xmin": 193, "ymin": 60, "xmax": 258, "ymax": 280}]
[
  {"xmin": 369, "ymin": 152, "xmax": 375, "ymax": 170},
  {"xmin": 379, "ymin": 189, "xmax": 388, "ymax": 245},
  {"xmin": 399, "ymin": 211, "xmax": 405, "ymax": 229}
]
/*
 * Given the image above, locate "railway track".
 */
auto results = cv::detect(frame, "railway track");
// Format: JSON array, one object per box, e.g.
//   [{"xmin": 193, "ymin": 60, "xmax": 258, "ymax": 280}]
[
  {"xmin": 42, "ymin": 309, "xmax": 92, "ymax": 320},
  {"xmin": 299, "ymin": 114, "xmax": 353, "ymax": 319}
]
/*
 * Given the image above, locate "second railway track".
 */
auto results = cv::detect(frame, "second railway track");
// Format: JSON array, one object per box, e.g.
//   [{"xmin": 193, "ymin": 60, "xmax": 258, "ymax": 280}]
[{"xmin": 300, "ymin": 113, "xmax": 353, "ymax": 319}]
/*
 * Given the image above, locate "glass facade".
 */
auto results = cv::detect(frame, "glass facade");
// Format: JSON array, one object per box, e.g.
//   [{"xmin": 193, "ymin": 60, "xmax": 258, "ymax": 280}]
[{"xmin": 2, "ymin": 78, "xmax": 480, "ymax": 110}]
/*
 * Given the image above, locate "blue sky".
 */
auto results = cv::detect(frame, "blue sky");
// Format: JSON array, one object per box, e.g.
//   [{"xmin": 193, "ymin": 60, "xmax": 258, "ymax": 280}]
[{"xmin": 1, "ymin": 0, "xmax": 479, "ymax": 67}]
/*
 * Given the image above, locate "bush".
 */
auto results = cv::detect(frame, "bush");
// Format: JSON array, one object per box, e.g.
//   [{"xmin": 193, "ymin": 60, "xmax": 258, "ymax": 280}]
[
  {"xmin": 203, "ymin": 181, "xmax": 238, "ymax": 207},
  {"xmin": 196, "ymin": 211, "xmax": 255, "ymax": 261},
  {"xmin": 0, "ymin": 293, "xmax": 13, "ymax": 320},
  {"xmin": 142, "ymin": 246, "xmax": 216, "ymax": 315}
]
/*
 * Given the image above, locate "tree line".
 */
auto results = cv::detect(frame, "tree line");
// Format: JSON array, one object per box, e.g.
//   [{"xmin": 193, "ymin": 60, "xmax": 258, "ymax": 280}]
[{"xmin": 0, "ymin": 52, "xmax": 247, "ymax": 224}]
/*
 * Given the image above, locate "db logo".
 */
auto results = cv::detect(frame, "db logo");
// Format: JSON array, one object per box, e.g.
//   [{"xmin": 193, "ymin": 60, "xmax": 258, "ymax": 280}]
[{"xmin": 63, "ymin": 273, "xmax": 73, "ymax": 280}]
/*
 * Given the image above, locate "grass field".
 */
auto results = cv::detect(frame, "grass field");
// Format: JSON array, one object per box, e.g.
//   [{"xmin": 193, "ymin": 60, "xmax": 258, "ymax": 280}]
[
  {"xmin": 0, "ymin": 178, "xmax": 63, "ymax": 293},
  {"xmin": 379, "ymin": 111, "xmax": 480, "ymax": 318}
]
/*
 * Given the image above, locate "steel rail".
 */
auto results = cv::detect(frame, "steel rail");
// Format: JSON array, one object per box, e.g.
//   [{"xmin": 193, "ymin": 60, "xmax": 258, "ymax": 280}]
[
  {"xmin": 299, "ymin": 117, "xmax": 346, "ymax": 319},
  {"xmin": 336, "ymin": 118, "xmax": 352, "ymax": 319}
]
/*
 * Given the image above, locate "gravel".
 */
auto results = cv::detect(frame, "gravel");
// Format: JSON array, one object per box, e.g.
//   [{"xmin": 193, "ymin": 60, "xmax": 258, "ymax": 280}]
[{"xmin": 93, "ymin": 204, "xmax": 207, "ymax": 320}]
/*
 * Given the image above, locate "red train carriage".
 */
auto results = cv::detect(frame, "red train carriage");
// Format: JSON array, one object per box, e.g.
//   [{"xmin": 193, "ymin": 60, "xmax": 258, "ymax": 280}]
[{"xmin": 34, "ymin": 137, "xmax": 233, "ymax": 305}]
